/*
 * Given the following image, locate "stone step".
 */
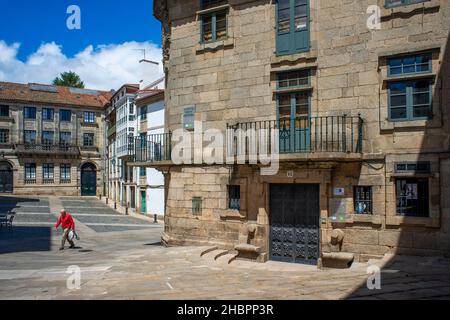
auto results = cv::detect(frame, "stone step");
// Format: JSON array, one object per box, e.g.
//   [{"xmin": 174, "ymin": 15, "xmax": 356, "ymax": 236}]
[{"xmin": 216, "ymin": 253, "xmax": 238, "ymax": 265}]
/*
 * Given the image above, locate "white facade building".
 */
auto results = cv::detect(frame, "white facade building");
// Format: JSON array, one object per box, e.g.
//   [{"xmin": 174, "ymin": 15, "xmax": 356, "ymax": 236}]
[{"xmin": 106, "ymin": 78, "xmax": 165, "ymax": 217}]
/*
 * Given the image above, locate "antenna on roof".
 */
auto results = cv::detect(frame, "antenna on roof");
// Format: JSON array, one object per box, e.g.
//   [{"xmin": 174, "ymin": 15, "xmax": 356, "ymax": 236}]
[{"xmin": 133, "ymin": 49, "xmax": 159, "ymax": 65}]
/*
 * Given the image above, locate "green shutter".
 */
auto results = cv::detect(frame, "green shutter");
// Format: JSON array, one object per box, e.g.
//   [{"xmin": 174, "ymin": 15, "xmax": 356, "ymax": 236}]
[{"xmin": 276, "ymin": 0, "xmax": 310, "ymax": 55}]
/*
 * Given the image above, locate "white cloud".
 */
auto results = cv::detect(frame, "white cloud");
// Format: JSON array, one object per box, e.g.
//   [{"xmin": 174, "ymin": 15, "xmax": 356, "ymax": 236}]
[{"xmin": 0, "ymin": 40, "xmax": 164, "ymax": 91}]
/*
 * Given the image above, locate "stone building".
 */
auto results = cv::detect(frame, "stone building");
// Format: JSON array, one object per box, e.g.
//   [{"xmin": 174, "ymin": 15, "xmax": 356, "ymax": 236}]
[
  {"xmin": 0, "ymin": 82, "xmax": 110, "ymax": 196},
  {"xmin": 132, "ymin": 0, "xmax": 450, "ymax": 265}
]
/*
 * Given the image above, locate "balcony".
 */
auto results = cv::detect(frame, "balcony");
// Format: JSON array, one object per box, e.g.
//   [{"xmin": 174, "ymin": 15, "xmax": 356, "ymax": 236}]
[
  {"xmin": 227, "ymin": 115, "xmax": 364, "ymax": 161},
  {"xmin": 15, "ymin": 143, "xmax": 81, "ymax": 157},
  {"xmin": 128, "ymin": 115, "xmax": 364, "ymax": 165},
  {"xmin": 129, "ymin": 133, "xmax": 172, "ymax": 164}
]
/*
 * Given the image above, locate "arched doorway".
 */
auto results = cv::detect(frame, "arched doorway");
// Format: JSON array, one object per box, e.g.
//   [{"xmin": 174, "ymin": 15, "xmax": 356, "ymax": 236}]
[
  {"xmin": 0, "ymin": 162, "xmax": 13, "ymax": 193},
  {"xmin": 81, "ymin": 163, "xmax": 97, "ymax": 196}
]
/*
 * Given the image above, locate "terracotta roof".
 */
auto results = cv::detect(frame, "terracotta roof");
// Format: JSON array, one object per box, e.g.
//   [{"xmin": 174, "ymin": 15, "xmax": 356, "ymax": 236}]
[
  {"xmin": 135, "ymin": 89, "xmax": 164, "ymax": 105},
  {"xmin": 0, "ymin": 81, "xmax": 112, "ymax": 109}
]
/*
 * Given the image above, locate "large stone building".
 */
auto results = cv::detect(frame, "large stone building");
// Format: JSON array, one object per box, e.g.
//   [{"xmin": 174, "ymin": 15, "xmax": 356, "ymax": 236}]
[
  {"xmin": 0, "ymin": 82, "xmax": 110, "ymax": 196},
  {"xmin": 135, "ymin": 0, "xmax": 450, "ymax": 266}
]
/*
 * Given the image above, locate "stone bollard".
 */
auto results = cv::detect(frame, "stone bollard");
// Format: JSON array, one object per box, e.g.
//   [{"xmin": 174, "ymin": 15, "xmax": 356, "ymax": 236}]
[
  {"xmin": 114, "ymin": 202, "xmax": 117, "ymax": 210},
  {"xmin": 154, "ymin": 214, "xmax": 158, "ymax": 224}
]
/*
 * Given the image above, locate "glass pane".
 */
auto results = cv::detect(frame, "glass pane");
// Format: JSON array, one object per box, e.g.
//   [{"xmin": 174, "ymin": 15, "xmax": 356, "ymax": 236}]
[
  {"xmin": 295, "ymin": 16, "xmax": 308, "ymax": 31},
  {"xmin": 390, "ymin": 95, "xmax": 406, "ymax": 107},
  {"xmin": 278, "ymin": 0, "xmax": 290, "ymax": 10},
  {"xmin": 295, "ymin": 4, "xmax": 308, "ymax": 17},
  {"xmin": 413, "ymin": 80, "xmax": 430, "ymax": 92},
  {"xmin": 216, "ymin": 13, "xmax": 227, "ymax": 40},
  {"xmin": 413, "ymin": 106, "xmax": 431, "ymax": 118},
  {"xmin": 389, "ymin": 82, "xmax": 407, "ymax": 94},
  {"xmin": 202, "ymin": 16, "xmax": 213, "ymax": 42},
  {"xmin": 389, "ymin": 66, "xmax": 402, "ymax": 76},
  {"xmin": 278, "ymin": 9, "xmax": 290, "ymax": 33},
  {"xmin": 390, "ymin": 107, "xmax": 407, "ymax": 119},
  {"xmin": 413, "ymin": 93, "xmax": 430, "ymax": 105}
]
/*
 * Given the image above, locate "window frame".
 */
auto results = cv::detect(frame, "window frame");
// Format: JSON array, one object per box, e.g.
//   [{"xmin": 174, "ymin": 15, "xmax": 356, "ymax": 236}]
[
  {"xmin": 42, "ymin": 108, "xmax": 54, "ymax": 121},
  {"xmin": 277, "ymin": 69, "xmax": 311, "ymax": 90},
  {"xmin": 24, "ymin": 130, "xmax": 37, "ymax": 144},
  {"xmin": 24, "ymin": 107, "xmax": 37, "ymax": 120},
  {"xmin": 395, "ymin": 178, "xmax": 430, "ymax": 217},
  {"xmin": 276, "ymin": 0, "xmax": 311, "ymax": 56},
  {"xmin": 83, "ymin": 111, "xmax": 95, "ymax": 124},
  {"xmin": 60, "ymin": 164, "xmax": 71, "ymax": 181},
  {"xmin": 385, "ymin": 0, "xmax": 430, "ymax": 9},
  {"xmin": 200, "ymin": 9, "xmax": 228, "ymax": 44},
  {"xmin": 43, "ymin": 163, "xmax": 54, "ymax": 180},
  {"xmin": 388, "ymin": 79, "xmax": 433, "ymax": 121},
  {"xmin": 192, "ymin": 197, "xmax": 203, "ymax": 215},
  {"xmin": 140, "ymin": 106, "xmax": 147, "ymax": 121},
  {"xmin": 59, "ymin": 132, "xmax": 72, "ymax": 145},
  {"xmin": 42, "ymin": 131, "xmax": 54, "ymax": 145},
  {"xmin": 354, "ymin": 186, "xmax": 373, "ymax": 215},
  {"xmin": 0, "ymin": 129, "xmax": 9, "ymax": 144},
  {"xmin": 83, "ymin": 133, "xmax": 95, "ymax": 147},
  {"xmin": 228, "ymin": 185, "xmax": 241, "ymax": 210},
  {"xmin": 183, "ymin": 106, "xmax": 196, "ymax": 131},
  {"xmin": 0, "ymin": 105, "xmax": 9, "ymax": 117},
  {"xmin": 60, "ymin": 109, "xmax": 72, "ymax": 122},
  {"xmin": 387, "ymin": 52, "xmax": 432, "ymax": 78},
  {"xmin": 25, "ymin": 163, "xmax": 36, "ymax": 180}
]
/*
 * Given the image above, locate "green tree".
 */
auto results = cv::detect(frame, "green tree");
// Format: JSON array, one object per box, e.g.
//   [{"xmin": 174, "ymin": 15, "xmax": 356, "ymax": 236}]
[{"xmin": 52, "ymin": 71, "xmax": 85, "ymax": 88}]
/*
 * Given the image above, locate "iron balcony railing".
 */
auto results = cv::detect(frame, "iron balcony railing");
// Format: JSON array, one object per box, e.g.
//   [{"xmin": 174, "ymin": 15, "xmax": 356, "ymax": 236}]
[
  {"xmin": 227, "ymin": 115, "xmax": 363, "ymax": 156},
  {"xmin": 15, "ymin": 143, "xmax": 81, "ymax": 156},
  {"xmin": 129, "ymin": 133, "xmax": 172, "ymax": 162},
  {"xmin": 128, "ymin": 115, "xmax": 364, "ymax": 163}
]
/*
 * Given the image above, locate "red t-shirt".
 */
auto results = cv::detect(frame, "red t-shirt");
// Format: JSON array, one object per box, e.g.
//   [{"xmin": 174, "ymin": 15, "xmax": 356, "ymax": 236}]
[{"xmin": 55, "ymin": 214, "xmax": 75, "ymax": 230}]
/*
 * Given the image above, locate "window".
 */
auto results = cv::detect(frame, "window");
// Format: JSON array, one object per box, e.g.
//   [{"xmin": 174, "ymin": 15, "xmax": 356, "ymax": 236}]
[
  {"xmin": 388, "ymin": 53, "xmax": 432, "ymax": 77},
  {"xmin": 192, "ymin": 197, "xmax": 203, "ymax": 215},
  {"xmin": 276, "ymin": 0, "xmax": 310, "ymax": 55},
  {"xmin": 388, "ymin": 79, "xmax": 432, "ymax": 121},
  {"xmin": 277, "ymin": 69, "xmax": 310, "ymax": 89},
  {"xmin": 42, "ymin": 131, "xmax": 54, "ymax": 145},
  {"xmin": 183, "ymin": 107, "xmax": 195, "ymax": 131},
  {"xmin": 0, "ymin": 129, "xmax": 9, "ymax": 144},
  {"xmin": 43, "ymin": 164, "xmax": 54, "ymax": 180},
  {"xmin": 83, "ymin": 133, "xmax": 95, "ymax": 147},
  {"xmin": 84, "ymin": 111, "xmax": 95, "ymax": 123},
  {"xmin": 385, "ymin": 0, "xmax": 429, "ymax": 9},
  {"xmin": 42, "ymin": 108, "xmax": 54, "ymax": 121},
  {"xmin": 140, "ymin": 167, "xmax": 146, "ymax": 177},
  {"xmin": 25, "ymin": 164, "xmax": 36, "ymax": 180},
  {"xmin": 24, "ymin": 130, "xmax": 36, "ymax": 144},
  {"xmin": 354, "ymin": 186, "xmax": 373, "ymax": 214},
  {"xmin": 0, "ymin": 105, "xmax": 9, "ymax": 117},
  {"xmin": 60, "ymin": 164, "xmax": 71, "ymax": 181},
  {"xmin": 60, "ymin": 132, "xmax": 72, "ymax": 145},
  {"xmin": 140, "ymin": 106, "xmax": 147, "ymax": 121},
  {"xmin": 228, "ymin": 185, "xmax": 241, "ymax": 210},
  {"xmin": 201, "ymin": 10, "xmax": 228, "ymax": 43},
  {"xmin": 395, "ymin": 161, "xmax": 431, "ymax": 174},
  {"xmin": 396, "ymin": 178, "xmax": 429, "ymax": 217},
  {"xmin": 60, "ymin": 109, "xmax": 72, "ymax": 122},
  {"xmin": 201, "ymin": 0, "xmax": 227, "ymax": 9},
  {"xmin": 24, "ymin": 107, "xmax": 36, "ymax": 119}
]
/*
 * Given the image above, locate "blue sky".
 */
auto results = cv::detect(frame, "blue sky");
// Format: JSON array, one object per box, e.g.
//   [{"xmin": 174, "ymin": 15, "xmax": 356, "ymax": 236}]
[
  {"xmin": 0, "ymin": 0, "xmax": 162, "ymax": 59},
  {"xmin": 0, "ymin": 0, "xmax": 164, "ymax": 89}
]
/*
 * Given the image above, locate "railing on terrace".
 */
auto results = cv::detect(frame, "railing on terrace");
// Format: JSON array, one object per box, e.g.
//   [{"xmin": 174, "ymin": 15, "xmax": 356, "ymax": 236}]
[
  {"xmin": 227, "ymin": 115, "xmax": 363, "ymax": 156},
  {"xmin": 129, "ymin": 133, "xmax": 172, "ymax": 162}
]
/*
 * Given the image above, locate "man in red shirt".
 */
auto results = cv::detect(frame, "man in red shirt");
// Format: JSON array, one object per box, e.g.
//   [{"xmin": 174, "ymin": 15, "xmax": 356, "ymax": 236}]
[{"xmin": 55, "ymin": 209, "xmax": 76, "ymax": 250}]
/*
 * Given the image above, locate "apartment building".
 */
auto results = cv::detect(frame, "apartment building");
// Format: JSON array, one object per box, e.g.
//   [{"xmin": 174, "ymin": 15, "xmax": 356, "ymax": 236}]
[
  {"xmin": 0, "ymin": 82, "xmax": 110, "ymax": 196},
  {"xmin": 135, "ymin": 81, "xmax": 165, "ymax": 216},
  {"xmin": 132, "ymin": 0, "xmax": 450, "ymax": 266},
  {"xmin": 106, "ymin": 84, "xmax": 140, "ymax": 208}
]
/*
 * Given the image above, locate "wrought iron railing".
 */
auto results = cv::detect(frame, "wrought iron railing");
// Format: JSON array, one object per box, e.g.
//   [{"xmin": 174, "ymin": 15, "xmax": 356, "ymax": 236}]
[
  {"xmin": 226, "ymin": 115, "xmax": 364, "ymax": 156},
  {"xmin": 129, "ymin": 133, "xmax": 172, "ymax": 162},
  {"xmin": 15, "ymin": 143, "xmax": 80, "ymax": 155}
]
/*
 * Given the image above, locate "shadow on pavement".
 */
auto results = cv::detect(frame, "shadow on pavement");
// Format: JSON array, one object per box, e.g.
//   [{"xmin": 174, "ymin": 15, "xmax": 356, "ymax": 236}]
[{"xmin": 0, "ymin": 226, "xmax": 52, "ymax": 254}]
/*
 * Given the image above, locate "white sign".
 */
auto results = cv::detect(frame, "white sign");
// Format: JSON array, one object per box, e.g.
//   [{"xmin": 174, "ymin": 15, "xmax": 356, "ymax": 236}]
[{"xmin": 334, "ymin": 188, "xmax": 345, "ymax": 196}]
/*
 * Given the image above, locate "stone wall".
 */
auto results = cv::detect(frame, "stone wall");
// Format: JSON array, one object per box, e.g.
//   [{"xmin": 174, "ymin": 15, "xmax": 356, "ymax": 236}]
[{"xmin": 159, "ymin": 0, "xmax": 450, "ymax": 260}]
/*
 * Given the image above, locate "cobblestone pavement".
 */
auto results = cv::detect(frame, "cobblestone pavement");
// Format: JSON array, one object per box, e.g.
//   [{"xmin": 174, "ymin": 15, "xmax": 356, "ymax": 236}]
[{"xmin": 1, "ymin": 195, "xmax": 450, "ymax": 300}]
